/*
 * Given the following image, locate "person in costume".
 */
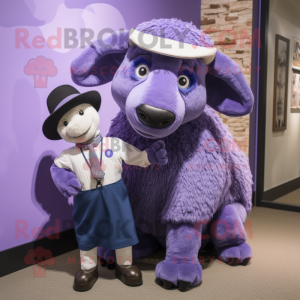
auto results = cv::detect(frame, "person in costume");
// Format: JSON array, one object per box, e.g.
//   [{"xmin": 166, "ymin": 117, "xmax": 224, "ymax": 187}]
[{"xmin": 42, "ymin": 84, "xmax": 168, "ymax": 291}]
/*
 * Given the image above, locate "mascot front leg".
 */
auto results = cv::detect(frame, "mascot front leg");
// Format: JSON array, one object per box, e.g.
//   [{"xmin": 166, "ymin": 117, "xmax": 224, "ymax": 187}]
[
  {"xmin": 209, "ymin": 203, "xmax": 252, "ymax": 266},
  {"xmin": 155, "ymin": 223, "xmax": 202, "ymax": 292}
]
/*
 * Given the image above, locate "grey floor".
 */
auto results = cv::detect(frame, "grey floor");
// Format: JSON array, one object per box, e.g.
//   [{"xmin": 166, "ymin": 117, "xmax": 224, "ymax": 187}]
[{"xmin": 0, "ymin": 207, "xmax": 299, "ymax": 300}]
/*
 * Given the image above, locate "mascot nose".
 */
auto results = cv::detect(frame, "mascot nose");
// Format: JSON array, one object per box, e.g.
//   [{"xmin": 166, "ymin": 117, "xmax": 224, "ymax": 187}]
[{"xmin": 136, "ymin": 104, "xmax": 175, "ymax": 129}]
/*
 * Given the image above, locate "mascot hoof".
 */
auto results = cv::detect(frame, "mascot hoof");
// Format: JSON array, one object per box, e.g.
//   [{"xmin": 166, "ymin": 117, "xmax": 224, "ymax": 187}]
[
  {"xmin": 155, "ymin": 259, "xmax": 202, "ymax": 292},
  {"xmin": 156, "ymin": 278, "xmax": 193, "ymax": 292},
  {"xmin": 217, "ymin": 242, "xmax": 252, "ymax": 266}
]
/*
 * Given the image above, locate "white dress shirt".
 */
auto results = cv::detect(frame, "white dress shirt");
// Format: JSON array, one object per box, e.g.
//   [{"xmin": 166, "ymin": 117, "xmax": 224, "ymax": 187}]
[{"xmin": 54, "ymin": 137, "xmax": 151, "ymax": 191}]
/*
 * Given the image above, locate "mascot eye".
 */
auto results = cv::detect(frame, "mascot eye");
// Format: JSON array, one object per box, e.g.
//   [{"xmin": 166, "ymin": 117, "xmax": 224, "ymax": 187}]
[
  {"xmin": 136, "ymin": 64, "xmax": 149, "ymax": 78},
  {"xmin": 178, "ymin": 75, "xmax": 190, "ymax": 89},
  {"xmin": 79, "ymin": 110, "xmax": 84, "ymax": 115},
  {"xmin": 63, "ymin": 121, "xmax": 68, "ymax": 126}
]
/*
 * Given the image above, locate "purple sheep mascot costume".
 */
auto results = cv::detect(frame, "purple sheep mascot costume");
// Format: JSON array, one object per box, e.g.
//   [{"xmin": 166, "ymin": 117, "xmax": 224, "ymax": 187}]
[{"xmin": 51, "ymin": 19, "xmax": 254, "ymax": 291}]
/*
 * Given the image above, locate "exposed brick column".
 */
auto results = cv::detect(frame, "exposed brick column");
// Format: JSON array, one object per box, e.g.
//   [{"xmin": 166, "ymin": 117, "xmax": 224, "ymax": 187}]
[{"xmin": 201, "ymin": 0, "xmax": 253, "ymax": 156}]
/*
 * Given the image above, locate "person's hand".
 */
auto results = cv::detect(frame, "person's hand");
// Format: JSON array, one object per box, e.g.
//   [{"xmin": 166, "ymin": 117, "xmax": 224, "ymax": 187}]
[
  {"xmin": 50, "ymin": 163, "xmax": 81, "ymax": 198},
  {"xmin": 146, "ymin": 140, "xmax": 168, "ymax": 165}
]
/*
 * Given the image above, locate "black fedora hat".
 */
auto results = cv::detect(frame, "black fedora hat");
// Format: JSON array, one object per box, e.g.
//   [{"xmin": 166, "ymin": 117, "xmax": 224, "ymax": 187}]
[{"xmin": 42, "ymin": 84, "xmax": 101, "ymax": 140}]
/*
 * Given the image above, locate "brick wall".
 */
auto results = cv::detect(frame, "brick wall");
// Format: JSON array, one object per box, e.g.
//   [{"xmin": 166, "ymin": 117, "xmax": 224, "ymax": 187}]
[{"xmin": 201, "ymin": 0, "xmax": 253, "ymax": 155}]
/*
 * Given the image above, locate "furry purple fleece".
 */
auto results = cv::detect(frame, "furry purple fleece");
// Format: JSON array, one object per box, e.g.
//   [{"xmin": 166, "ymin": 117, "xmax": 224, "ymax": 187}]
[{"xmin": 107, "ymin": 106, "xmax": 252, "ymax": 242}]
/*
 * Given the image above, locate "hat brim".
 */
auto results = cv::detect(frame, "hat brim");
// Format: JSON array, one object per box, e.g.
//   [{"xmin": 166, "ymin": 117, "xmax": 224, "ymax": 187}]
[
  {"xmin": 42, "ymin": 90, "xmax": 101, "ymax": 140},
  {"xmin": 128, "ymin": 28, "xmax": 217, "ymax": 65}
]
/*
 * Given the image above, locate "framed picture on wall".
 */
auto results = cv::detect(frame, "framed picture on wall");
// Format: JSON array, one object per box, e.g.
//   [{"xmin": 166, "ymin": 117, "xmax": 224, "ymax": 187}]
[
  {"xmin": 292, "ymin": 36, "xmax": 300, "ymax": 70},
  {"xmin": 291, "ymin": 69, "xmax": 300, "ymax": 109},
  {"xmin": 273, "ymin": 34, "xmax": 289, "ymax": 131}
]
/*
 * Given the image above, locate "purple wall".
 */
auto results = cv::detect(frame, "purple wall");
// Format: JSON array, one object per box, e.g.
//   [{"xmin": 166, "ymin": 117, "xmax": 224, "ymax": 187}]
[{"xmin": 0, "ymin": 0, "xmax": 200, "ymax": 252}]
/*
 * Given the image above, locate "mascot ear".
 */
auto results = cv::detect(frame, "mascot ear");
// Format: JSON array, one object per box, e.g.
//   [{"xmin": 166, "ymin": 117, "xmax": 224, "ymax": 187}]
[
  {"xmin": 206, "ymin": 51, "xmax": 254, "ymax": 116},
  {"xmin": 71, "ymin": 30, "xmax": 129, "ymax": 87}
]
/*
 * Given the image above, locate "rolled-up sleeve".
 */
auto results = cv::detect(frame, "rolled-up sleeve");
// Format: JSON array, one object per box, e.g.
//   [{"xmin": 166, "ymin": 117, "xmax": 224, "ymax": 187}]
[
  {"xmin": 119, "ymin": 139, "xmax": 151, "ymax": 167},
  {"xmin": 54, "ymin": 150, "xmax": 73, "ymax": 170}
]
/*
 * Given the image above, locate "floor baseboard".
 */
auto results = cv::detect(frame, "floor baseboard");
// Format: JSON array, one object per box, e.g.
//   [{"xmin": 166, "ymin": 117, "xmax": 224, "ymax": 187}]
[
  {"xmin": 263, "ymin": 177, "xmax": 300, "ymax": 201},
  {"xmin": 0, "ymin": 229, "xmax": 78, "ymax": 278}
]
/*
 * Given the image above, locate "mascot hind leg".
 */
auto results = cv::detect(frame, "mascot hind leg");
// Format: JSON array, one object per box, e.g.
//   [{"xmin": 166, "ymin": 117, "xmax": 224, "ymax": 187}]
[
  {"xmin": 132, "ymin": 230, "xmax": 160, "ymax": 259},
  {"xmin": 209, "ymin": 203, "xmax": 252, "ymax": 266}
]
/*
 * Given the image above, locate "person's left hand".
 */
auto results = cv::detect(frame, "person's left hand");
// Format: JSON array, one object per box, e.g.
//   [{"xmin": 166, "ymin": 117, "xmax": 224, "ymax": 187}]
[{"xmin": 146, "ymin": 140, "xmax": 168, "ymax": 165}]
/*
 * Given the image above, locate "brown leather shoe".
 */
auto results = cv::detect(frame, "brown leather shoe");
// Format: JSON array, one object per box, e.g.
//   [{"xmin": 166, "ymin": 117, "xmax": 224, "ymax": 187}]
[
  {"xmin": 115, "ymin": 264, "xmax": 143, "ymax": 286},
  {"xmin": 73, "ymin": 266, "xmax": 98, "ymax": 291}
]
